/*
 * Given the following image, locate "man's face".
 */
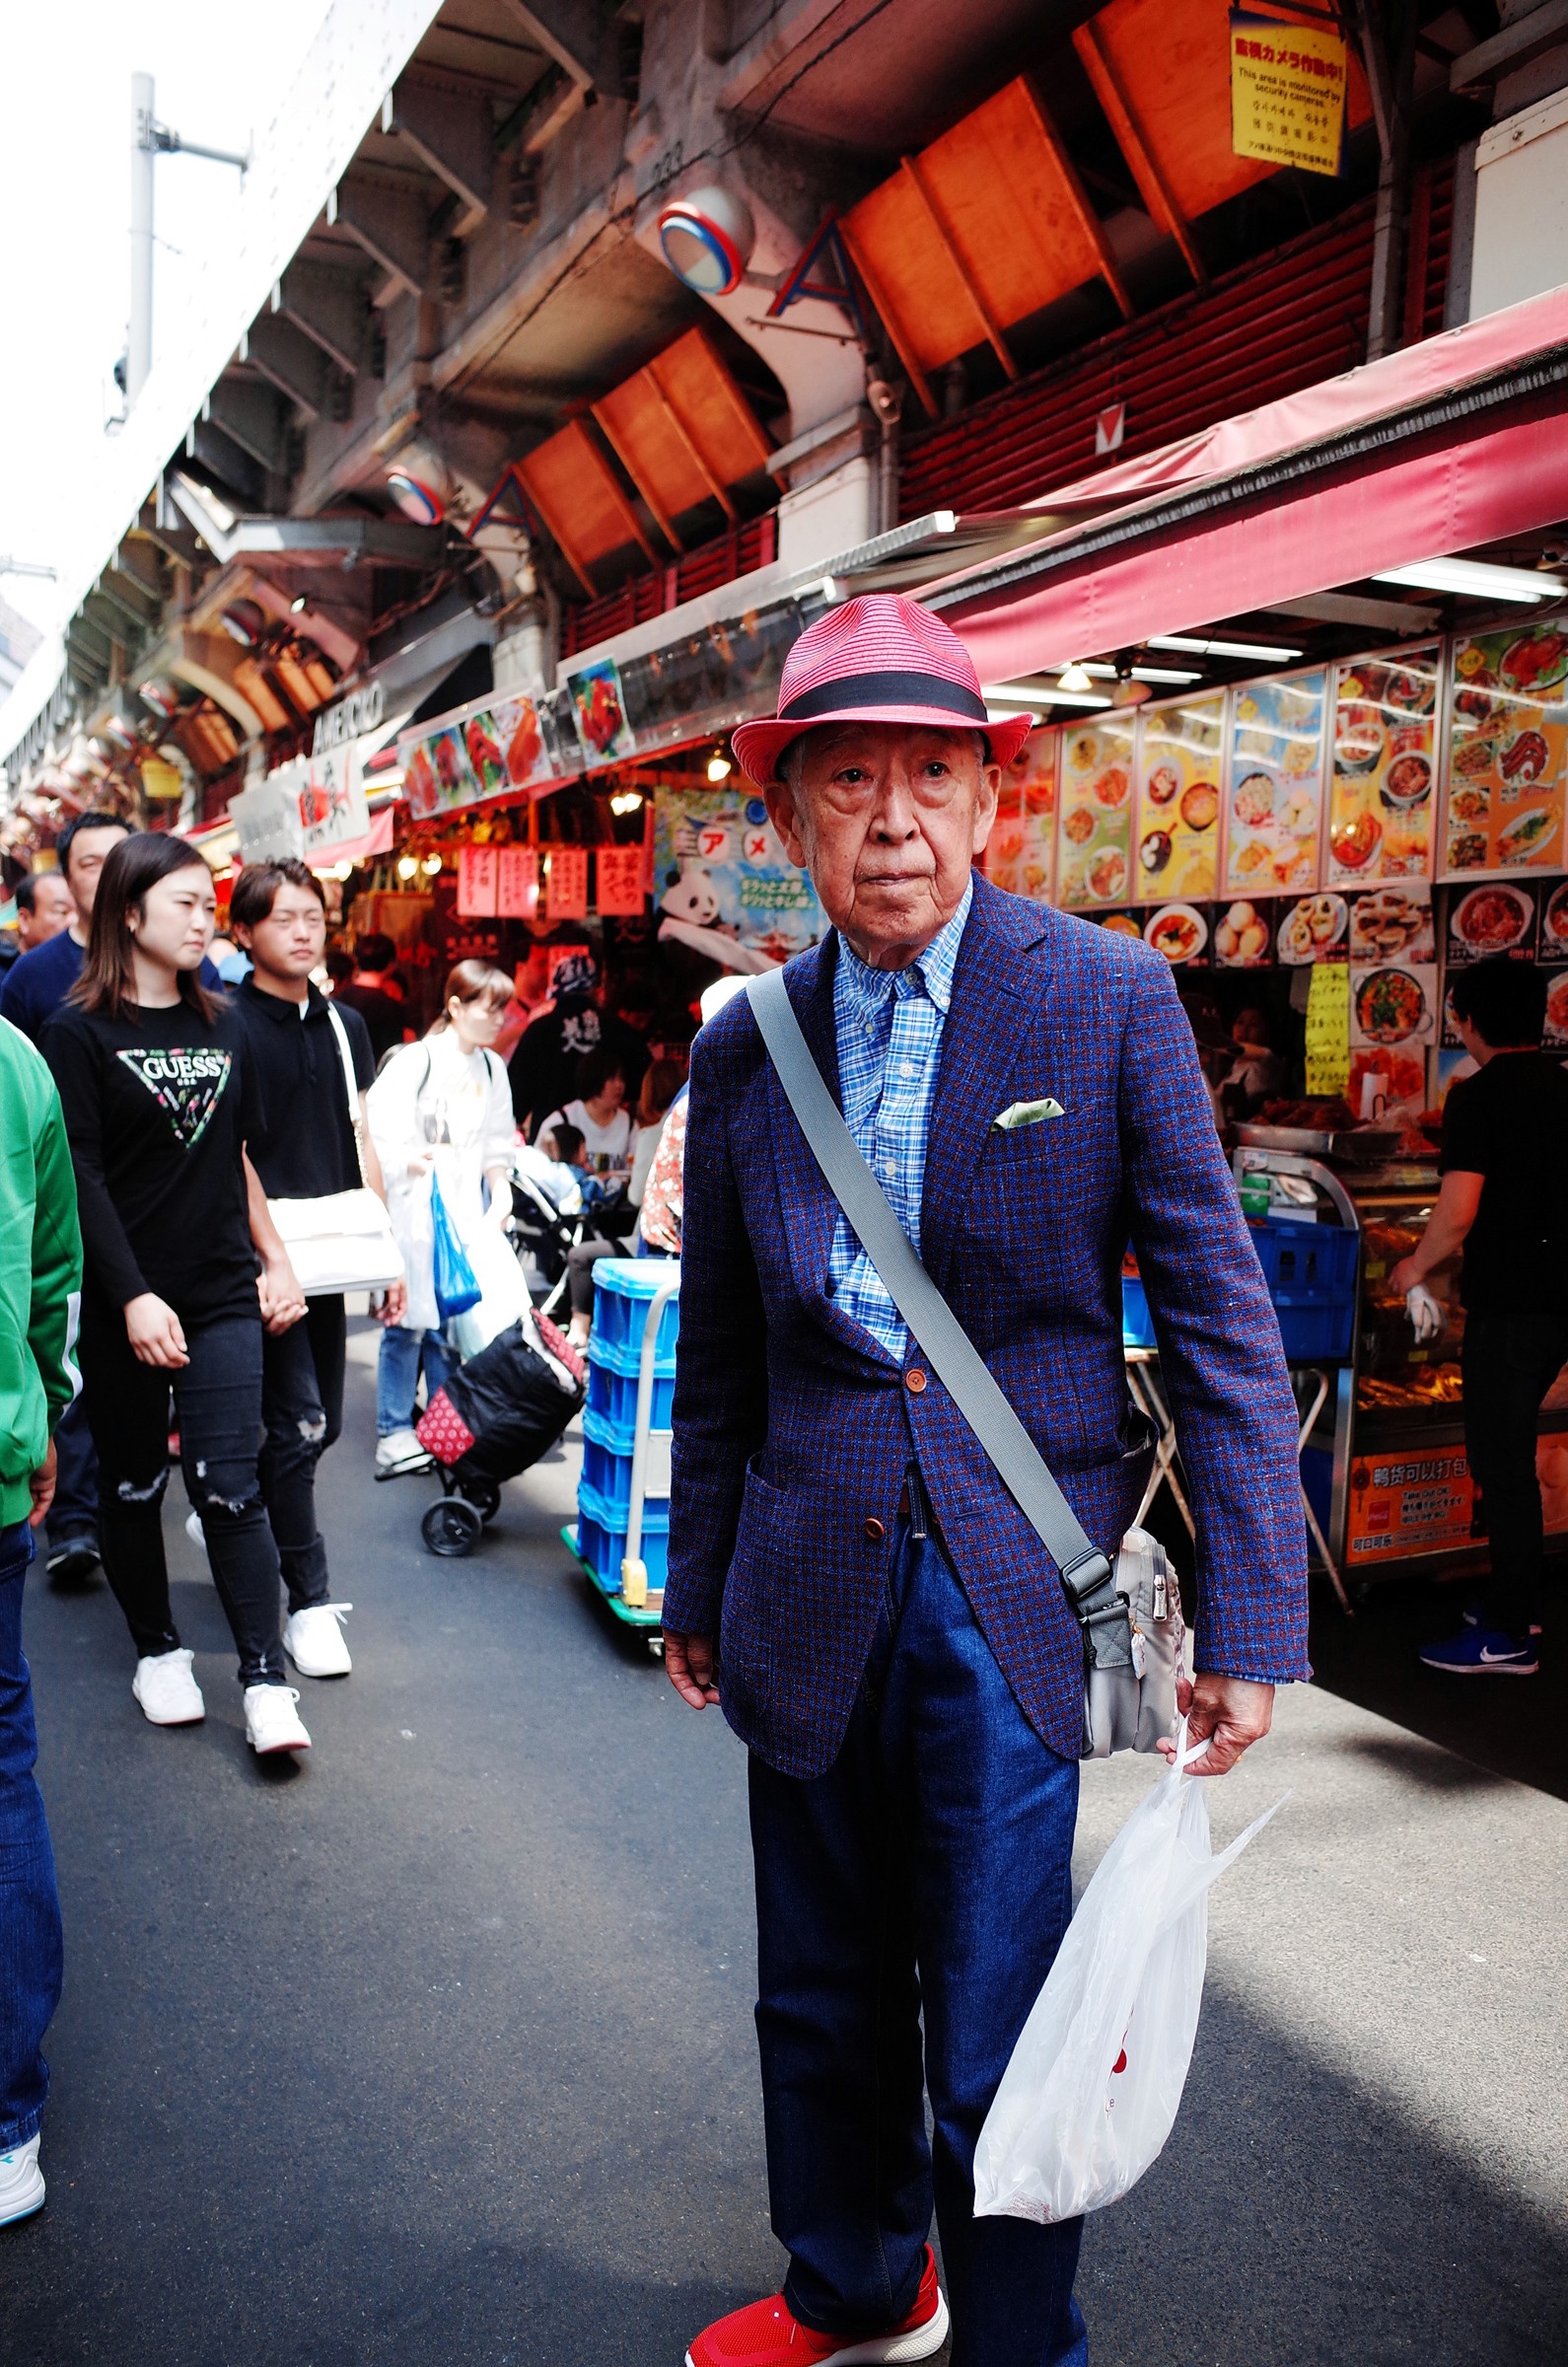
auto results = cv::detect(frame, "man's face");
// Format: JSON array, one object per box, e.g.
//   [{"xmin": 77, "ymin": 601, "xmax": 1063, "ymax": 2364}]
[
  {"xmin": 236, "ymin": 882, "xmax": 325, "ymax": 980},
  {"xmin": 762, "ymin": 724, "xmax": 998, "ymax": 968},
  {"xmin": 18, "ymin": 874, "xmax": 75, "ymax": 950},
  {"xmin": 65, "ymin": 825, "xmax": 129, "ymax": 923}
]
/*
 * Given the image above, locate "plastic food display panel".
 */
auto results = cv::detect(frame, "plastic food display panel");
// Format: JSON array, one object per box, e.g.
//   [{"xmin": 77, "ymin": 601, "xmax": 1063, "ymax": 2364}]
[
  {"xmin": 984, "ymin": 727, "xmax": 1059, "ymax": 905},
  {"xmin": 1057, "ymin": 714, "xmax": 1136, "ymax": 908},
  {"xmin": 1441, "ymin": 620, "xmax": 1568, "ymax": 878},
  {"xmin": 1327, "ymin": 644, "xmax": 1441, "ymax": 883},
  {"xmin": 1223, "ymin": 671, "xmax": 1328, "ymax": 898},
  {"xmin": 1134, "ymin": 692, "xmax": 1224, "ymax": 902}
]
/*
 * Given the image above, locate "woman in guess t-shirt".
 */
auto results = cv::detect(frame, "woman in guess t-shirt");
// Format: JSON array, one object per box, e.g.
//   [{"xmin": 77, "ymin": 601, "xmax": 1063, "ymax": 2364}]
[{"xmin": 43, "ymin": 834, "xmax": 316, "ymax": 1757}]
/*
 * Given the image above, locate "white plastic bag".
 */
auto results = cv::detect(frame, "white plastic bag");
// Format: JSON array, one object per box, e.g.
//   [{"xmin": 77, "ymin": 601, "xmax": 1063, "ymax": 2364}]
[{"xmin": 973, "ymin": 1729, "xmax": 1285, "ymax": 2225}]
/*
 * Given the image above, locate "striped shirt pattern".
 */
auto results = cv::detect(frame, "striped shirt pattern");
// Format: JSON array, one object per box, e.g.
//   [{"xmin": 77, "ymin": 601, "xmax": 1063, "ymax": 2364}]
[{"xmin": 828, "ymin": 881, "xmax": 972, "ymax": 1359}]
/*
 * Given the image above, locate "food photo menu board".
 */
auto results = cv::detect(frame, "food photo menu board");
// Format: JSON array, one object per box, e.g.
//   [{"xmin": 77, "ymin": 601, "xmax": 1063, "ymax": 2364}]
[
  {"xmin": 1441, "ymin": 878, "xmax": 1568, "ymax": 1052},
  {"xmin": 1346, "ymin": 884, "xmax": 1436, "ymax": 1114},
  {"xmin": 1442, "ymin": 621, "xmax": 1568, "ymax": 876},
  {"xmin": 1133, "ymin": 694, "xmax": 1224, "ymax": 901},
  {"xmin": 1327, "ymin": 644, "xmax": 1440, "ymax": 883},
  {"xmin": 1223, "ymin": 671, "xmax": 1328, "ymax": 897},
  {"xmin": 1058, "ymin": 714, "xmax": 1135, "ymax": 907},
  {"xmin": 983, "ymin": 728, "xmax": 1058, "ymax": 904}
]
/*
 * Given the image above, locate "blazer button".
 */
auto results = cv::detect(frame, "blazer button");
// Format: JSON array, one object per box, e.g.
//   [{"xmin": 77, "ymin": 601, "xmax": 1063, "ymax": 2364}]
[
  {"xmin": 905, "ymin": 1368, "xmax": 928, "ymax": 1394},
  {"xmin": 864, "ymin": 1516, "xmax": 886, "ymax": 1542}
]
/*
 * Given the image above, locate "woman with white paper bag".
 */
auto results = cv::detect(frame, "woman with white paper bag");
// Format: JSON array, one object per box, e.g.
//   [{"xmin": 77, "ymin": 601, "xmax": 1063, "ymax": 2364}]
[{"xmin": 973, "ymin": 1730, "xmax": 1284, "ymax": 2226}]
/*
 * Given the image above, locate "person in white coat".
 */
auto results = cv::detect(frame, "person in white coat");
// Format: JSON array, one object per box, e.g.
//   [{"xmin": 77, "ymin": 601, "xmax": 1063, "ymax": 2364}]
[{"xmin": 365, "ymin": 962, "xmax": 521, "ymax": 1475}]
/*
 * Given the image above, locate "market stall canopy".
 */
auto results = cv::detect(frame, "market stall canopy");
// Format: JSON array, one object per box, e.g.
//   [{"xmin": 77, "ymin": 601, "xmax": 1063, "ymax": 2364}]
[{"xmin": 928, "ymin": 282, "xmax": 1568, "ymax": 678}]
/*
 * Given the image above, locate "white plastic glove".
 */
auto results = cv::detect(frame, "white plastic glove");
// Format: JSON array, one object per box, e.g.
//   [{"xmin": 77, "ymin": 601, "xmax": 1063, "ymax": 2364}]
[{"xmin": 1405, "ymin": 1283, "xmax": 1444, "ymax": 1343}]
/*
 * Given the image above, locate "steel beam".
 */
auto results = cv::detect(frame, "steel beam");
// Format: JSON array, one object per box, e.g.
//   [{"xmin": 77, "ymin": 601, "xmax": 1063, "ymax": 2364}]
[
  {"xmin": 205, "ymin": 377, "xmax": 287, "ymax": 472},
  {"xmin": 242, "ymin": 314, "xmax": 330, "ymax": 420},
  {"xmin": 387, "ymin": 76, "xmax": 494, "ymax": 235},
  {"xmin": 496, "ymin": 0, "xmax": 602, "ymax": 89},
  {"xmin": 272, "ymin": 261, "xmax": 369, "ymax": 375},
  {"xmin": 329, "ymin": 179, "xmax": 430, "ymax": 302}
]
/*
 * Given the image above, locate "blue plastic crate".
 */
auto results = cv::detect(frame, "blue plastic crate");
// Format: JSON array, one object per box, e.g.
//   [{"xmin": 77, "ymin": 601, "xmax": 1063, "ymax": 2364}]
[
  {"xmin": 1121, "ymin": 1274, "xmax": 1157, "ymax": 1349},
  {"xmin": 575, "ymin": 1473, "xmax": 671, "ymax": 1595},
  {"xmin": 582, "ymin": 1406, "xmax": 671, "ymax": 1514},
  {"xmin": 586, "ymin": 1354, "xmax": 676, "ymax": 1438},
  {"xmin": 589, "ymin": 1259, "xmax": 680, "ymax": 1364},
  {"xmin": 1248, "ymin": 1216, "xmax": 1358, "ymax": 1364}
]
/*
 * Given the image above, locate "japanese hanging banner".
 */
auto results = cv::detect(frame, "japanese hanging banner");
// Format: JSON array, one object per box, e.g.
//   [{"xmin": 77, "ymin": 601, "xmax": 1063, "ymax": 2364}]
[{"xmin": 1230, "ymin": 8, "xmax": 1349, "ymax": 179}]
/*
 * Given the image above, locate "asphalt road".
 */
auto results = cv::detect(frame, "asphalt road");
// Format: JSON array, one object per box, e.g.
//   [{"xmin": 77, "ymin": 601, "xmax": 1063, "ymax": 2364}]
[{"xmin": 4, "ymin": 1324, "xmax": 1565, "ymax": 2365}]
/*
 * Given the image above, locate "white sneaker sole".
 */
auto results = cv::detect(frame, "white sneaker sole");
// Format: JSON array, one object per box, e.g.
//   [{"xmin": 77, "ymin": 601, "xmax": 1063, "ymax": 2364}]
[
  {"xmin": 685, "ymin": 2291, "xmax": 949, "ymax": 2367},
  {"xmin": 247, "ymin": 1728, "xmax": 311, "ymax": 1754},
  {"xmin": 0, "ymin": 2164, "xmax": 45, "ymax": 2225},
  {"xmin": 284, "ymin": 1634, "xmax": 351, "ymax": 1680},
  {"xmin": 1420, "ymin": 1659, "xmax": 1537, "ymax": 1676},
  {"xmin": 131, "ymin": 1686, "xmax": 205, "ymax": 1727}
]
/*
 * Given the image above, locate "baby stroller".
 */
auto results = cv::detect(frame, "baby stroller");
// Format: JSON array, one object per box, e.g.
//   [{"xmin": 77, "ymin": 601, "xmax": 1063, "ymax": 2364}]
[
  {"xmin": 413, "ymin": 1310, "xmax": 586, "ymax": 1555},
  {"xmin": 509, "ymin": 1159, "xmax": 635, "ymax": 1318}
]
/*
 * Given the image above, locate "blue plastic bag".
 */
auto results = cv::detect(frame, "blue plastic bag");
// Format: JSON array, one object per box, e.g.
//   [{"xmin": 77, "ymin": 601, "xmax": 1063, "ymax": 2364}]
[{"xmin": 430, "ymin": 1174, "xmax": 481, "ymax": 1321}]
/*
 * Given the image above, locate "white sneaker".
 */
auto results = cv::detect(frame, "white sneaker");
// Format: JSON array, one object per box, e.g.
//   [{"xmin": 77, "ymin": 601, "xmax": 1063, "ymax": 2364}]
[
  {"xmin": 284, "ymin": 1603, "xmax": 352, "ymax": 1679},
  {"xmin": 375, "ymin": 1427, "xmax": 432, "ymax": 1478},
  {"xmin": 0, "ymin": 2134, "xmax": 44, "ymax": 2226},
  {"xmin": 244, "ymin": 1684, "xmax": 312, "ymax": 1754},
  {"xmin": 132, "ymin": 1648, "xmax": 206, "ymax": 1726},
  {"xmin": 184, "ymin": 1509, "xmax": 206, "ymax": 1551}
]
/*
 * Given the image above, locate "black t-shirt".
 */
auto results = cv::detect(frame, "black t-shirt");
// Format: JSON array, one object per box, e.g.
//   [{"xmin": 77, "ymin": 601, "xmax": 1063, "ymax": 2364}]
[
  {"xmin": 232, "ymin": 979, "xmax": 375, "ymax": 1198},
  {"xmin": 1441, "ymin": 1050, "xmax": 1568, "ymax": 1310},
  {"xmin": 508, "ymin": 999, "xmax": 651, "ymax": 1139},
  {"xmin": 335, "ymin": 980, "xmax": 409, "ymax": 1065},
  {"xmin": 43, "ymin": 997, "xmax": 262, "ymax": 1323}
]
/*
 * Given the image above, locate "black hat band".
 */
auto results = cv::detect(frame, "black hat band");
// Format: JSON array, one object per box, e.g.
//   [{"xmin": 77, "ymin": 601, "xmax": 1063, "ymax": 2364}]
[{"xmin": 778, "ymin": 669, "xmax": 991, "ymax": 724}]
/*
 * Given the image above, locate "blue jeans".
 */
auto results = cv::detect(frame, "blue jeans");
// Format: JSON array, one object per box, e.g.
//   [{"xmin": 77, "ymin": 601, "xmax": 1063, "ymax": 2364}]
[
  {"xmin": 376, "ymin": 1326, "xmax": 459, "ymax": 1438},
  {"xmin": 0, "ymin": 1523, "xmax": 63, "ymax": 2148},
  {"xmin": 44, "ymin": 1392, "xmax": 98, "ymax": 1554},
  {"xmin": 748, "ymin": 1497, "xmax": 1087, "ymax": 2367}
]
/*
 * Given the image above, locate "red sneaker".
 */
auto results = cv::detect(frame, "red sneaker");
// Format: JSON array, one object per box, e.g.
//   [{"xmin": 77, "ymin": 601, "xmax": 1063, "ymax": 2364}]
[{"xmin": 685, "ymin": 2246, "xmax": 949, "ymax": 2367}]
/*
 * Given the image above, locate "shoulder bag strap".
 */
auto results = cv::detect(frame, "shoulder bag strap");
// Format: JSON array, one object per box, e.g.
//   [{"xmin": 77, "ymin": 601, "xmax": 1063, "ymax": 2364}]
[
  {"xmin": 324, "ymin": 1000, "xmax": 369, "ymax": 1186},
  {"xmin": 747, "ymin": 966, "xmax": 1126, "ymax": 1657}
]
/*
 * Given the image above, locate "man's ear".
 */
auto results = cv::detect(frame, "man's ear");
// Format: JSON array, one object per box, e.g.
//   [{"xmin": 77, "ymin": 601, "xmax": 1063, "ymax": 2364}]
[
  {"xmin": 762, "ymin": 774, "xmax": 809, "ymax": 870},
  {"xmin": 972, "ymin": 759, "xmax": 1002, "ymax": 856}
]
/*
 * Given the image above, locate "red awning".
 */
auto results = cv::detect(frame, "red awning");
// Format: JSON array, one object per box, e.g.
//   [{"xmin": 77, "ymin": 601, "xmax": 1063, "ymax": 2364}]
[
  {"xmin": 306, "ymin": 806, "xmax": 396, "ymax": 870},
  {"xmin": 932, "ymin": 283, "xmax": 1568, "ymax": 676}
]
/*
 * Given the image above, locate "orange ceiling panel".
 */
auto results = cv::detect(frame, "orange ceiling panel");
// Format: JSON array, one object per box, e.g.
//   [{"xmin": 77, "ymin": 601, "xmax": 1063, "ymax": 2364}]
[
  {"xmin": 518, "ymin": 417, "xmax": 654, "ymax": 592},
  {"xmin": 842, "ymin": 79, "xmax": 1125, "ymax": 395},
  {"xmin": 1076, "ymin": 0, "xmax": 1372, "ymax": 231},
  {"xmin": 594, "ymin": 326, "xmax": 771, "ymax": 547}
]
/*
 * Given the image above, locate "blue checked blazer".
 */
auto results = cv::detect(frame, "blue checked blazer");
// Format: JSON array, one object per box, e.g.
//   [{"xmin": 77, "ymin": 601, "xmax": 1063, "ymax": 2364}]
[{"xmin": 665, "ymin": 872, "xmax": 1310, "ymax": 1776}]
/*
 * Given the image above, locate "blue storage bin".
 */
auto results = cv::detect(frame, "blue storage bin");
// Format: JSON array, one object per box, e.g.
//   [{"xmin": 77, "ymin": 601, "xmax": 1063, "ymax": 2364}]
[
  {"xmin": 589, "ymin": 1259, "xmax": 680, "ymax": 1364},
  {"xmin": 582, "ymin": 1406, "xmax": 671, "ymax": 1514},
  {"xmin": 586, "ymin": 1353, "xmax": 676, "ymax": 1438},
  {"xmin": 1248, "ymin": 1217, "xmax": 1358, "ymax": 1364},
  {"xmin": 575, "ymin": 1473, "xmax": 671, "ymax": 1595},
  {"xmin": 1121, "ymin": 1274, "xmax": 1157, "ymax": 1349}
]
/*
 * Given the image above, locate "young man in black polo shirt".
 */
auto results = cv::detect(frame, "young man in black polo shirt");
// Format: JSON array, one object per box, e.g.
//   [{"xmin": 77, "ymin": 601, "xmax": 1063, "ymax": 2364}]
[
  {"xmin": 1391, "ymin": 957, "xmax": 1568, "ymax": 1676},
  {"xmin": 228, "ymin": 862, "xmax": 405, "ymax": 1678}
]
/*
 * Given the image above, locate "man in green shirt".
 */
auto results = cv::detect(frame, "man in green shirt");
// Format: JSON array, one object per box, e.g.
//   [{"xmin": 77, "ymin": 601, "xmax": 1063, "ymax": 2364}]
[{"xmin": 0, "ymin": 1012, "xmax": 83, "ymax": 2226}]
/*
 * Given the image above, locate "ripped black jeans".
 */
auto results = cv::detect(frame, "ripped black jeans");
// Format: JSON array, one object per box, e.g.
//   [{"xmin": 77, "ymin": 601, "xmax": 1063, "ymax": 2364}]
[
  {"xmin": 260, "ymin": 1294, "xmax": 346, "ymax": 1614},
  {"xmin": 81, "ymin": 1296, "xmax": 287, "ymax": 1686}
]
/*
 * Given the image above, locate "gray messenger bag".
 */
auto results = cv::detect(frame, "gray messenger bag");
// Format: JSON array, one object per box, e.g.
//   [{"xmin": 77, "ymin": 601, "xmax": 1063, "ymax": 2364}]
[{"xmin": 747, "ymin": 967, "xmax": 1182, "ymax": 1759}]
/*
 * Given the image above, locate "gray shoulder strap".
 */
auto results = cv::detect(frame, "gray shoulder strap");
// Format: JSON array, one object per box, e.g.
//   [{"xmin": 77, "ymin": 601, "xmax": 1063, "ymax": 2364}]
[{"xmin": 747, "ymin": 965, "xmax": 1114, "ymax": 1616}]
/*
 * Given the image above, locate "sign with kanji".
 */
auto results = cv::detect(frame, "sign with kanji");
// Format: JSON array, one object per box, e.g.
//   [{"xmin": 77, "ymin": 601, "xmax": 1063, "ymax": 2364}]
[
  {"xmin": 496, "ymin": 847, "xmax": 538, "ymax": 919},
  {"xmin": 596, "ymin": 845, "xmax": 647, "ymax": 916},
  {"xmin": 545, "ymin": 845, "xmax": 589, "ymax": 919},
  {"xmin": 1230, "ymin": 8, "xmax": 1349, "ymax": 179},
  {"xmin": 457, "ymin": 844, "xmax": 498, "ymax": 918}
]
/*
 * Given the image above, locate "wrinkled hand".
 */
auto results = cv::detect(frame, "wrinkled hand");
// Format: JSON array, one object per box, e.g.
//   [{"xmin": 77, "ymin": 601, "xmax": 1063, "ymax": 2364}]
[
  {"xmin": 126, "ymin": 1292, "xmax": 189, "ymax": 1369},
  {"xmin": 375, "ymin": 1279, "xmax": 407, "ymax": 1326},
  {"xmin": 28, "ymin": 1440, "xmax": 57, "ymax": 1530},
  {"xmin": 258, "ymin": 1255, "xmax": 308, "ymax": 1335},
  {"xmin": 1158, "ymin": 1671, "xmax": 1274, "ymax": 1776},
  {"xmin": 665, "ymin": 1631, "xmax": 720, "ymax": 1709}
]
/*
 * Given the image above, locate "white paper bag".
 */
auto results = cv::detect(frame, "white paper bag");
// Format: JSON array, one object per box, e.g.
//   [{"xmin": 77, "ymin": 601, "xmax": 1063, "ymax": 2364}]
[{"xmin": 973, "ymin": 1729, "xmax": 1284, "ymax": 2224}]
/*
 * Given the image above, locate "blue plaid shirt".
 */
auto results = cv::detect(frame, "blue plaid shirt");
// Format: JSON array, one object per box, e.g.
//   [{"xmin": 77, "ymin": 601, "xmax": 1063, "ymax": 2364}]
[{"xmin": 828, "ymin": 881, "xmax": 972, "ymax": 1360}]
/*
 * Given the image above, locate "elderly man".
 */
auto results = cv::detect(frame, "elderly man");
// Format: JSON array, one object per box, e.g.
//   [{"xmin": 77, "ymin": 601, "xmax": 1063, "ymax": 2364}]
[{"xmin": 663, "ymin": 597, "xmax": 1308, "ymax": 2367}]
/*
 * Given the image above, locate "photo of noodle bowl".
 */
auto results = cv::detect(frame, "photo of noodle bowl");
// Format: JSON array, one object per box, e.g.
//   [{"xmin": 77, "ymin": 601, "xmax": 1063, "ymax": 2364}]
[{"xmin": 1453, "ymin": 884, "xmax": 1532, "ymax": 955}]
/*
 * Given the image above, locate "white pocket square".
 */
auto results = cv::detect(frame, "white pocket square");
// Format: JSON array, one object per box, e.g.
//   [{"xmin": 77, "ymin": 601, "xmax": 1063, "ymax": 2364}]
[{"xmin": 991, "ymin": 1098, "xmax": 1065, "ymax": 1131}]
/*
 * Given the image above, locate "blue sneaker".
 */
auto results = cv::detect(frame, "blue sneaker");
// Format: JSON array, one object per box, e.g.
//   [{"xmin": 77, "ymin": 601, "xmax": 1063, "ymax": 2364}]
[
  {"xmin": 1461, "ymin": 1599, "xmax": 1542, "ymax": 1635},
  {"xmin": 1420, "ymin": 1626, "xmax": 1538, "ymax": 1676}
]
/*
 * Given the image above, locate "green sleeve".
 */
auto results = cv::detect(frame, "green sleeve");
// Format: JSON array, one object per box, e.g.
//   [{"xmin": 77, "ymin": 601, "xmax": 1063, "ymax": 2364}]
[{"xmin": 30, "ymin": 1076, "xmax": 84, "ymax": 1430}]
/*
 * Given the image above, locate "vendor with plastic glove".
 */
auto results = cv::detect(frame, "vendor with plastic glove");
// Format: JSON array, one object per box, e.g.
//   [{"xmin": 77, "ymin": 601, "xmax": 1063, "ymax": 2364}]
[
  {"xmin": 1390, "ymin": 955, "xmax": 1568, "ymax": 1678},
  {"xmin": 662, "ymin": 598, "xmax": 1308, "ymax": 2367}
]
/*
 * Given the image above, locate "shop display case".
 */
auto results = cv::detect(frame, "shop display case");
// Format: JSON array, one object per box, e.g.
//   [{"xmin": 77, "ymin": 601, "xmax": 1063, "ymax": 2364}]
[{"xmin": 1234, "ymin": 1142, "xmax": 1568, "ymax": 1589}]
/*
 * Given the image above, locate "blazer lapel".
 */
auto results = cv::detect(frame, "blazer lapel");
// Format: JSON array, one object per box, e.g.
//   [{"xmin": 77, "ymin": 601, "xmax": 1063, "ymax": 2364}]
[
  {"xmin": 922, "ymin": 876, "xmax": 1050, "ymax": 1289},
  {"xmin": 771, "ymin": 938, "xmax": 847, "ymax": 1313}
]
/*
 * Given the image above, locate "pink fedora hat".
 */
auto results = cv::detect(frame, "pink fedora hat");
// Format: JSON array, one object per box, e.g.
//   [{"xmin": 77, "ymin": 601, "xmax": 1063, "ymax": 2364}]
[{"xmin": 731, "ymin": 594, "xmax": 1035, "ymax": 786}]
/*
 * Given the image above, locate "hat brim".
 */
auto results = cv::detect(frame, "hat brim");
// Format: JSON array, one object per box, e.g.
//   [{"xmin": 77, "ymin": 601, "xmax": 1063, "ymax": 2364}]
[{"xmin": 732, "ymin": 703, "xmax": 1035, "ymax": 787}]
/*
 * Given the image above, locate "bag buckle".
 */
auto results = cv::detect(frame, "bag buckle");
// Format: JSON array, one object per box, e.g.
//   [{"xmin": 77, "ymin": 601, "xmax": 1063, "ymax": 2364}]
[{"xmin": 1059, "ymin": 1547, "xmax": 1134, "ymax": 1672}]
